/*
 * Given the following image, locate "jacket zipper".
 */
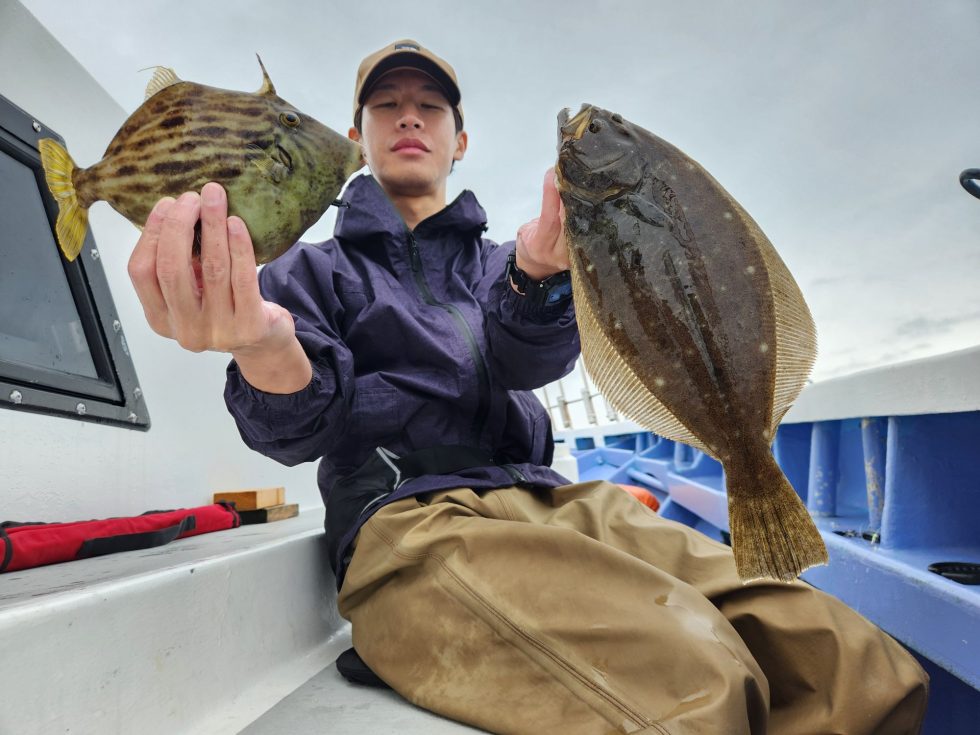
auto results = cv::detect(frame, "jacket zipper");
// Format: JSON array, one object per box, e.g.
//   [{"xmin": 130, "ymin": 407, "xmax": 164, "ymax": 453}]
[
  {"xmin": 501, "ymin": 463, "xmax": 527, "ymax": 483},
  {"xmin": 408, "ymin": 232, "xmax": 491, "ymax": 446}
]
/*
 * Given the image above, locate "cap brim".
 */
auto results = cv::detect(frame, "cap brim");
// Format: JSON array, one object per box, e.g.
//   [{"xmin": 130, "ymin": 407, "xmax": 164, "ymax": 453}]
[{"xmin": 359, "ymin": 53, "xmax": 460, "ymax": 107}]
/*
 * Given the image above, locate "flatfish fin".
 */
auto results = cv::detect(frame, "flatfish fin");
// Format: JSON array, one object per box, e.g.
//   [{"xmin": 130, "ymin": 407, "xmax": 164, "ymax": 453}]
[
  {"xmin": 143, "ymin": 66, "xmax": 182, "ymax": 101},
  {"xmin": 571, "ymin": 262, "xmax": 710, "ymax": 454},
  {"xmin": 752, "ymin": 225, "xmax": 817, "ymax": 432}
]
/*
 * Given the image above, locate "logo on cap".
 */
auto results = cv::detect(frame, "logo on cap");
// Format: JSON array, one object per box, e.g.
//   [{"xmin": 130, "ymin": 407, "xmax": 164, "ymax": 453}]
[{"xmin": 393, "ymin": 43, "xmax": 420, "ymax": 51}]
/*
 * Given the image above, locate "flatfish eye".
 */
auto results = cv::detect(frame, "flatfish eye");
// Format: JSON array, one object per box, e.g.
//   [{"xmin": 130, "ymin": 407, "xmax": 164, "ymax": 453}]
[
  {"xmin": 588, "ymin": 120, "xmax": 602, "ymax": 134},
  {"xmin": 279, "ymin": 111, "xmax": 301, "ymax": 128}
]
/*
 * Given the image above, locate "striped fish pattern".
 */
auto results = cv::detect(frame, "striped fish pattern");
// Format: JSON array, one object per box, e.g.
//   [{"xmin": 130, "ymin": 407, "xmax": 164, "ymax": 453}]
[
  {"xmin": 556, "ymin": 104, "xmax": 826, "ymax": 582},
  {"xmin": 39, "ymin": 57, "xmax": 362, "ymax": 263}
]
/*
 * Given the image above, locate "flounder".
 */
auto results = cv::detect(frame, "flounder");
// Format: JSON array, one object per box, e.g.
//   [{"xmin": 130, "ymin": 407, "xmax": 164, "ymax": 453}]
[
  {"xmin": 39, "ymin": 56, "xmax": 362, "ymax": 264},
  {"xmin": 556, "ymin": 104, "xmax": 827, "ymax": 582}
]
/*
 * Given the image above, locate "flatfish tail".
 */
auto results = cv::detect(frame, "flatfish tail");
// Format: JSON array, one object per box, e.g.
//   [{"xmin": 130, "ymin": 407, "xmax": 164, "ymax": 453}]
[{"xmin": 727, "ymin": 451, "xmax": 828, "ymax": 582}]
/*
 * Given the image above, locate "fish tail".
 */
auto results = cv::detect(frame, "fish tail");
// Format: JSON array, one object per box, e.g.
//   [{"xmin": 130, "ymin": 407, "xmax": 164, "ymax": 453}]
[
  {"xmin": 38, "ymin": 138, "xmax": 89, "ymax": 261},
  {"xmin": 727, "ymin": 451, "xmax": 828, "ymax": 582}
]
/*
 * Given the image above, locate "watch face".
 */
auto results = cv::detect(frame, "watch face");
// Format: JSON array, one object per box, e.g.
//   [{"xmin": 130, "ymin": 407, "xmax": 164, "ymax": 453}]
[{"xmin": 545, "ymin": 280, "xmax": 574, "ymax": 304}]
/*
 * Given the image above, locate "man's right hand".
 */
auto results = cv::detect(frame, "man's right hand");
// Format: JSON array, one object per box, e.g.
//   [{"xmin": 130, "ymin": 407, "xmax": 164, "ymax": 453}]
[{"xmin": 128, "ymin": 182, "xmax": 313, "ymax": 394}]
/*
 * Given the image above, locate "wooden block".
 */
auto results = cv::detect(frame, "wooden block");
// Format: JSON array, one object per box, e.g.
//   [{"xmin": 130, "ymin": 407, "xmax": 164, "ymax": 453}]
[
  {"xmin": 237, "ymin": 503, "xmax": 300, "ymax": 525},
  {"xmin": 212, "ymin": 487, "xmax": 285, "ymax": 510}
]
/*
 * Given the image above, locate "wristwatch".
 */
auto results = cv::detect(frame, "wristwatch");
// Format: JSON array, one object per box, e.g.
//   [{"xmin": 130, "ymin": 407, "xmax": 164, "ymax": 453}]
[{"xmin": 505, "ymin": 251, "xmax": 573, "ymax": 308}]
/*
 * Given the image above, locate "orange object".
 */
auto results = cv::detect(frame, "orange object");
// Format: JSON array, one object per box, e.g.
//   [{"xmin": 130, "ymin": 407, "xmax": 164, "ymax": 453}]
[{"xmin": 618, "ymin": 484, "xmax": 660, "ymax": 512}]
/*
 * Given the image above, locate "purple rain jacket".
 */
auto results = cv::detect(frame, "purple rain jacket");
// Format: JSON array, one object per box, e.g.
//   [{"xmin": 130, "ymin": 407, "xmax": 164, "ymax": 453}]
[{"xmin": 223, "ymin": 174, "xmax": 580, "ymax": 572}]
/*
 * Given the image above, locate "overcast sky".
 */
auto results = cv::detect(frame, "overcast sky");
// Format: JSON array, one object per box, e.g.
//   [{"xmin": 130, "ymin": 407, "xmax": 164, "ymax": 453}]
[{"xmin": 21, "ymin": 0, "xmax": 980, "ymax": 386}]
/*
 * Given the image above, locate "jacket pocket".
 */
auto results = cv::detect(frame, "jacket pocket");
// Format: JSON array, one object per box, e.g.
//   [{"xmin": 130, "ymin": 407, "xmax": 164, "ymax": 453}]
[
  {"xmin": 351, "ymin": 385, "xmax": 404, "ymax": 447},
  {"xmin": 499, "ymin": 390, "xmax": 553, "ymax": 466}
]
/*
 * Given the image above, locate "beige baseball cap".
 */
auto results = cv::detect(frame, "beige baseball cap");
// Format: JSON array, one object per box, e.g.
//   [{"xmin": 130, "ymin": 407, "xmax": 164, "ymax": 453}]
[{"xmin": 353, "ymin": 39, "xmax": 463, "ymax": 126}]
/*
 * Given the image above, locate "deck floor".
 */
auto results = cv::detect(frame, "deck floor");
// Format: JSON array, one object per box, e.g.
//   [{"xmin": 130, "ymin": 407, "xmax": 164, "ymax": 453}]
[{"xmin": 241, "ymin": 627, "xmax": 484, "ymax": 734}]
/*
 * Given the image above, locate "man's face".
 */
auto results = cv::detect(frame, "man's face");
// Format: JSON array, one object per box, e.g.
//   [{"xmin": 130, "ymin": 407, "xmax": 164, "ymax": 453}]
[{"xmin": 349, "ymin": 68, "xmax": 467, "ymax": 197}]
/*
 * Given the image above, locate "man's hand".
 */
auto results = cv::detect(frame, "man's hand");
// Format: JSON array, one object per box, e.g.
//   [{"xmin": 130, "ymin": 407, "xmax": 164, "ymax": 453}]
[
  {"xmin": 515, "ymin": 167, "xmax": 570, "ymax": 281},
  {"xmin": 127, "ymin": 182, "xmax": 312, "ymax": 393}
]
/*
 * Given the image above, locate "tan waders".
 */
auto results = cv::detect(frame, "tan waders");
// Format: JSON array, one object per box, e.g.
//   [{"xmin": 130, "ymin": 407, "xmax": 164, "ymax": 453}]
[{"xmin": 338, "ymin": 481, "xmax": 928, "ymax": 734}]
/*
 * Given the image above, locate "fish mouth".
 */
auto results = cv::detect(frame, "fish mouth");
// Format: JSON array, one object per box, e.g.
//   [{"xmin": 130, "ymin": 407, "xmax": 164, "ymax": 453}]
[{"xmin": 559, "ymin": 104, "xmax": 595, "ymax": 144}]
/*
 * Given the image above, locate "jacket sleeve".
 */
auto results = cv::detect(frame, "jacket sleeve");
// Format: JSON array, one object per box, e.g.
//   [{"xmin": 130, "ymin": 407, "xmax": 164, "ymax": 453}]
[
  {"xmin": 223, "ymin": 244, "xmax": 355, "ymax": 466},
  {"xmin": 478, "ymin": 239, "xmax": 580, "ymax": 391}
]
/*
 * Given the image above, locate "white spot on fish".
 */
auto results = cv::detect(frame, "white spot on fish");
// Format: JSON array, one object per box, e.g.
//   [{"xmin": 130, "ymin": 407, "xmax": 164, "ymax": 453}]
[
  {"xmin": 720, "ymin": 285, "xmax": 728, "ymax": 292},
  {"xmin": 745, "ymin": 265, "xmax": 756, "ymax": 275},
  {"xmin": 614, "ymin": 319, "xmax": 623, "ymax": 329},
  {"xmin": 670, "ymin": 174, "xmax": 678, "ymax": 181},
  {"xmin": 685, "ymin": 162, "xmax": 695, "ymax": 171},
  {"xmin": 762, "ymin": 429, "xmax": 772, "ymax": 440},
  {"xmin": 654, "ymin": 377, "xmax": 666, "ymax": 387},
  {"xmin": 586, "ymin": 263, "xmax": 595, "ymax": 272},
  {"xmin": 759, "ymin": 342, "xmax": 769, "ymax": 353},
  {"xmin": 723, "ymin": 211, "xmax": 733, "ymax": 220}
]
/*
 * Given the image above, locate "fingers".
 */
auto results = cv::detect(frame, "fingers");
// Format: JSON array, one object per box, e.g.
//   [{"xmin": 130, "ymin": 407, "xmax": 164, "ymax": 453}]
[
  {"xmin": 539, "ymin": 167, "xmax": 562, "ymax": 230},
  {"xmin": 199, "ymin": 182, "xmax": 234, "ymax": 326},
  {"xmin": 155, "ymin": 192, "xmax": 204, "ymax": 347},
  {"xmin": 515, "ymin": 168, "xmax": 570, "ymax": 278},
  {"xmin": 227, "ymin": 216, "xmax": 263, "ymax": 318},
  {"xmin": 128, "ymin": 196, "xmax": 176, "ymax": 336}
]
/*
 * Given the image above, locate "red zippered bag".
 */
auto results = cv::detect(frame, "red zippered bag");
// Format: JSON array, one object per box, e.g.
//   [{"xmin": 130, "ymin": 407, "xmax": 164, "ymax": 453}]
[{"xmin": 0, "ymin": 503, "xmax": 240, "ymax": 573}]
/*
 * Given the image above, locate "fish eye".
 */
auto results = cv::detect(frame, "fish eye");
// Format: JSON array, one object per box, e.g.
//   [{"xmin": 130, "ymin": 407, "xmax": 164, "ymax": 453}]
[
  {"xmin": 279, "ymin": 111, "xmax": 301, "ymax": 128},
  {"xmin": 588, "ymin": 120, "xmax": 602, "ymax": 134},
  {"xmin": 611, "ymin": 113, "xmax": 623, "ymax": 124}
]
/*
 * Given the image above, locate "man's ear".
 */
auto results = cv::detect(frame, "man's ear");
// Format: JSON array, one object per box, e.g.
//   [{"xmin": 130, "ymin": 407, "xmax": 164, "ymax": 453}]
[
  {"xmin": 453, "ymin": 130, "xmax": 468, "ymax": 162},
  {"xmin": 348, "ymin": 127, "xmax": 367, "ymax": 165}
]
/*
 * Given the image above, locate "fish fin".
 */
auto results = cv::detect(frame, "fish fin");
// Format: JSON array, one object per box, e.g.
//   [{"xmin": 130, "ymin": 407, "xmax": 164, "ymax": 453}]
[
  {"xmin": 245, "ymin": 143, "xmax": 287, "ymax": 183},
  {"xmin": 571, "ymin": 259, "xmax": 710, "ymax": 453},
  {"xmin": 142, "ymin": 66, "xmax": 182, "ymax": 100},
  {"xmin": 752, "ymin": 228, "xmax": 817, "ymax": 431},
  {"xmin": 727, "ymin": 451, "xmax": 828, "ymax": 582},
  {"xmin": 254, "ymin": 54, "xmax": 276, "ymax": 96},
  {"xmin": 37, "ymin": 138, "xmax": 89, "ymax": 261}
]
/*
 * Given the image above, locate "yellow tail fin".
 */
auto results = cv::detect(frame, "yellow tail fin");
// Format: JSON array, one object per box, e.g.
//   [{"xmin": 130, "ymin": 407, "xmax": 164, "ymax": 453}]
[{"xmin": 38, "ymin": 138, "xmax": 88, "ymax": 261}]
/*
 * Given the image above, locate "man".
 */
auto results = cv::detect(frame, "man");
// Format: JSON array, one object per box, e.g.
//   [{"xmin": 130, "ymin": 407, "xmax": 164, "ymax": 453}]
[{"xmin": 129, "ymin": 39, "xmax": 928, "ymax": 734}]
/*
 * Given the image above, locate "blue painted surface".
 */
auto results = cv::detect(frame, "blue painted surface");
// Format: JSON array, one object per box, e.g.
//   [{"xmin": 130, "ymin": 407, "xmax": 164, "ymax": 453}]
[{"xmin": 569, "ymin": 410, "xmax": 980, "ymax": 733}]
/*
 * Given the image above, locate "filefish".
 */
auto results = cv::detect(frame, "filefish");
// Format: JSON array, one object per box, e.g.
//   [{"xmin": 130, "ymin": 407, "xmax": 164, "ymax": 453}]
[
  {"xmin": 555, "ymin": 104, "xmax": 827, "ymax": 582},
  {"xmin": 39, "ymin": 56, "xmax": 362, "ymax": 264}
]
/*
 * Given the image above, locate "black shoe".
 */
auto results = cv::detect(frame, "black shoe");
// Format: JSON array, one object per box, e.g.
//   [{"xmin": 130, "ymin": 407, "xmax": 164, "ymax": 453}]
[{"xmin": 336, "ymin": 647, "xmax": 391, "ymax": 688}]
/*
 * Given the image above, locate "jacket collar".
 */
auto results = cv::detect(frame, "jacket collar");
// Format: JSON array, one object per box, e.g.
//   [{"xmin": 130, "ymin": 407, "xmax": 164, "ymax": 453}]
[{"xmin": 334, "ymin": 174, "xmax": 488, "ymax": 242}]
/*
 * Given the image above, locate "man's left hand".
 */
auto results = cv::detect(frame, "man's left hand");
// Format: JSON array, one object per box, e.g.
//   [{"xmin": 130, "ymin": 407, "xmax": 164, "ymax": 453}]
[{"xmin": 515, "ymin": 167, "xmax": 570, "ymax": 281}]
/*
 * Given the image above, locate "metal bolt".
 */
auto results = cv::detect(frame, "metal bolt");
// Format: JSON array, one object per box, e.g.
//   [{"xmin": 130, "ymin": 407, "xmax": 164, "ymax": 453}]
[
  {"xmin": 133, "ymin": 387, "xmax": 143, "ymax": 400},
  {"xmin": 90, "ymin": 249, "xmax": 100, "ymax": 260},
  {"xmin": 76, "ymin": 403, "xmax": 87, "ymax": 415},
  {"xmin": 32, "ymin": 120, "xmax": 41, "ymax": 133},
  {"xmin": 112, "ymin": 320, "xmax": 122, "ymax": 333},
  {"xmin": 128, "ymin": 412, "xmax": 139, "ymax": 423},
  {"xmin": 9, "ymin": 390, "xmax": 23, "ymax": 404}
]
